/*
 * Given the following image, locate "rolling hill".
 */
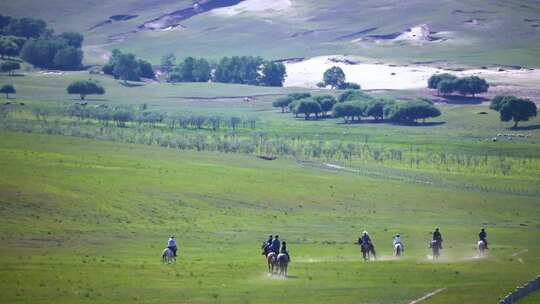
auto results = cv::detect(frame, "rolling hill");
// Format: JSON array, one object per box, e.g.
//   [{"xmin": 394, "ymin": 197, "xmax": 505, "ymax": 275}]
[{"xmin": 2, "ymin": 0, "xmax": 540, "ymax": 66}]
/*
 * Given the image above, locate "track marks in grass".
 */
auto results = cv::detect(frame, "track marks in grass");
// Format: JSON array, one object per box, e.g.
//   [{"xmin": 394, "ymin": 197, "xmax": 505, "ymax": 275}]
[{"xmin": 409, "ymin": 288, "xmax": 446, "ymax": 304}]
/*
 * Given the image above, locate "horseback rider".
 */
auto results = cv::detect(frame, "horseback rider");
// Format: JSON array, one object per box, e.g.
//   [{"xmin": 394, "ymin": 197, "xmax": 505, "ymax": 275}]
[
  {"xmin": 433, "ymin": 227, "xmax": 443, "ymax": 249},
  {"xmin": 262, "ymin": 235, "xmax": 273, "ymax": 255},
  {"xmin": 360, "ymin": 231, "xmax": 372, "ymax": 246},
  {"xmin": 393, "ymin": 233, "xmax": 403, "ymax": 251},
  {"xmin": 167, "ymin": 236, "xmax": 178, "ymax": 257},
  {"xmin": 479, "ymin": 228, "xmax": 488, "ymax": 249},
  {"xmin": 271, "ymin": 235, "xmax": 281, "ymax": 254},
  {"xmin": 280, "ymin": 241, "xmax": 291, "ymax": 262}
]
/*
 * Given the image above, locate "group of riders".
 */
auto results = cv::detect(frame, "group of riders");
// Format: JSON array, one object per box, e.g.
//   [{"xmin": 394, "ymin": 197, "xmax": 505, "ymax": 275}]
[
  {"xmin": 162, "ymin": 228, "xmax": 489, "ymax": 265},
  {"xmin": 261, "ymin": 235, "xmax": 291, "ymax": 276}
]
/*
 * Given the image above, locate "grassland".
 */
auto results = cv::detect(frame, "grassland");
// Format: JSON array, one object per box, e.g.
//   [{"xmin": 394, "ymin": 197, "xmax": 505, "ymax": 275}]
[
  {"xmin": 2, "ymin": 1, "xmax": 540, "ymax": 66},
  {"xmin": 0, "ymin": 130, "xmax": 539, "ymax": 304},
  {"xmin": 1, "ymin": 66, "xmax": 540, "ymax": 303}
]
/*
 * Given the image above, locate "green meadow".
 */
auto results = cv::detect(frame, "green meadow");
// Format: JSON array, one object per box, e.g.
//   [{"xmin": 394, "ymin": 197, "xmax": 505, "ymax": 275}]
[{"xmin": 1, "ymin": 69, "xmax": 540, "ymax": 303}]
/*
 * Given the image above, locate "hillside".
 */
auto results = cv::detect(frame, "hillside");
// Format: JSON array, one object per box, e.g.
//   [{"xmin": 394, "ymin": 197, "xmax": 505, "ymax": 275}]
[{"xmin": 2, "ymin": 0, "xmax": 540, "ymax": 66}]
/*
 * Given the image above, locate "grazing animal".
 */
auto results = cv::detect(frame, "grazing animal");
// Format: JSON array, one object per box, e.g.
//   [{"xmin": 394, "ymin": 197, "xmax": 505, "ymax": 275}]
[
  {"xmin": 430, "ymin": 240, "xmax": 441, "ymax": 259},
  {"xmin": 394, "ymin": 242, "xmax": 403, "ymax": 257},
  {"xmin": 162, "ymin": 247, "xmax": 176, "ymax": 264},
  {"xmin": 276, "ymin": 253, "xmax": 289, "ymax": 277},
  {"xmin": 477, "ymin": 240, "xmax": 486, "ymax": 257},
  {"xmin": 267, "ymin": 251, "xmax": 277, "ymax": 274}
]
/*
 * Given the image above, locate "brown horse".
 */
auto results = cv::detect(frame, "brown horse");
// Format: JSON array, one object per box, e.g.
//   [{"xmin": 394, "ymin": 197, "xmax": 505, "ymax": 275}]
[{"xmin": 267, "ymin": 252, "xmax": 277, "ymax": 274}]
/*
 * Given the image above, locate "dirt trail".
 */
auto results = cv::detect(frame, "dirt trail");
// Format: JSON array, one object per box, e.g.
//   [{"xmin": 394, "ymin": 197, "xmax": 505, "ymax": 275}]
[{"xmin": 409, "ymin": 288, "xmax": 446, "ymax": 304}]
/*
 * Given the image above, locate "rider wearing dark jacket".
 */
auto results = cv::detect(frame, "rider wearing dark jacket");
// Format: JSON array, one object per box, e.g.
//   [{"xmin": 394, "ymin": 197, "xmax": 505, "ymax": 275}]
[
  {"xmin": 433, "ymin": 228, "xmax": 443, "ymax": 249},
  {"xmin": 271, "ymin": 235, "xmax": 281, "ymax": 254},
  {"xmin": 479, "ymin": 228, "xmax": 488, "ymax": 249},
  {"xmin": 262, "ymin": 235, "xmax": 272, "ymax": 255},
  {"xmin": 280, "ymin": 241, "xmax": 291, "ymax": 262}
]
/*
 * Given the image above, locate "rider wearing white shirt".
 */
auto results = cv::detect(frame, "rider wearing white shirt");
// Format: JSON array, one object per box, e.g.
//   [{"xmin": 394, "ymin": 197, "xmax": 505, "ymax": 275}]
[
  {"xmin": 167, "ymin": 236, "xmax": 178, "ymax": 257},
  {"xmin": 393, "ymin": 234, "xmax": 403, "ymax": 250}
]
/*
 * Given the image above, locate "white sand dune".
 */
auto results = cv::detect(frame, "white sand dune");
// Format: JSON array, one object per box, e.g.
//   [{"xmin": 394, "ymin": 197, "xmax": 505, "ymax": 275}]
[
  {"xmin": 212, "ymin": 0, "xmax": 292, "ymax": 16},
  {"xmin": 284, "ymin": 55, "xmax": 540, "ymax": 90}
]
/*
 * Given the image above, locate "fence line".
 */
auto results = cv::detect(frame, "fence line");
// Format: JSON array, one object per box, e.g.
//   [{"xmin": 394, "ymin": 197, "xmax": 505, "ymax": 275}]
[{"xmin": 499, "ymin": 275, "xmax": 540, "ymax": 304}]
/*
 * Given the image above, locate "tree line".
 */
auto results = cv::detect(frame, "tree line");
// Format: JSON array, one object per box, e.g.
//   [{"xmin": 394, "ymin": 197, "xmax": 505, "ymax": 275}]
[
  {"xmin": 103, "ymin": 49, "xmax": 155, "ymax": 82},
  {"xmin": 428, "ymin": 73, "xmax": 489, "ymax": 97},
  {"xmin": 161, "ymin": 54, "xmax": 287, "ymax": 87},
  {"xmin": 61, "ymin": 104, "xmax": 257, "ymax": 130},
  {"xmin": 273, "ymin": 90, "xmax": 441, "ymax": 124},
  {"xmin": 0, "ymin": 14, "xmax": 84, "ymax": 70}
]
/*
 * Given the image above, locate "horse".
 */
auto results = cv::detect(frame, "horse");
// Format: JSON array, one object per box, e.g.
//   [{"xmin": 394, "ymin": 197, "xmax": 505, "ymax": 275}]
[
  {"xmin": 266, "ymin": 251, "xmax": 277, "ymax": 274},
  {"xmin": 394, "ymin": 242, "xmax": 403, "ymax": 257},
  {"xmin": 477, "ymin": 240, "xmax": 486, "ymax": 257},
  {"xmin": 360, "ymin": 242, "xmax": 377, "ymax": 261},
  {"xmin": 430, "ymin": 240, "xmax": 441, "ymax": 259},
  {"xmin": 276, "ymin": 253, "xmax": 289, "ymax": 277},
  {"xmin": 162, "ymin": 247, "xmax": 176, "ymax": 264}
]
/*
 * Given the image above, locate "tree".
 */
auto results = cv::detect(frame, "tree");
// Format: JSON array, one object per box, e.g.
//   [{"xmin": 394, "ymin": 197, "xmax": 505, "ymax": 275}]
[
  {"xmin": 365, "ymin": 99, "xmax": 388, "ymax": 121},
  {"xmin": 272, "ymin": 96, "xmax": 293, "ymax": 113},
  {"xmin": 0, "ymin": 38, "xmax": 19, "ymax": 59},
  {"xmin": 332, "ymin": 101, "xmax": 364, "ymax": 123},
  {"xmin": 0, "ymin": 84, "xmax": 16, "ymax": 98},
  {"xmin": 313, "ymin": 95, "xmax": 337, "ymax": 116},
  {"xmin": 338, "ymin": 90, "xmax": 372, "ymax": 103},
  {"xmin": 53, "ymin": 46, "xmax": 83, "ymax": 70},
  {"xmin": 385, "ymin": 100, "xmax": 441, "ymax": 124},
  {"xmin": 168, "ymin": 57, "xmax": 210, "ymax": 82},
  {"xmin": 113, "ymin": 53, "xmax": 140, "ymax": 82},
  {"xmin": 67, "ymin": 80, "xmax": 105, "ymax": 100},
  {"xmin": 490, "ymin": 95, "xmax": 537, "ymax": 128},
  {"xmin": 428, "ymin": 73, "xmax": 457, "ymax": 95},
  {"xmin": 323, "ymin": 66, "xmax": 346, "ymax": 89},
  {"xmin": 138, "ymin": 59, "xmax": 155, "ymax": 79},
  {"xmin": 6, "ymin": 17, "xmax": 47, "ymax": 38},
  {"xmin": 214, "ymin": 56, "xmax": 264, "ymax": 85},
  {"xmin": 160, "ymin": 53, "xmax": 176, "ymax": 75},
  {"xmin": 454, "ymin": 76, "xmax": 489, "ymax": 97},
  {"xmin": 1, "ymin": 61, "xmax": 20, "ymax": 76},
  {"xmin": 296, "ymin": 98, "xmax": 322, "ymax": 120},
  {"xmin": 59, "ymin": 32, "xmax": 84, "ymax": 48},
  {"xmin": 260, "ymin": 61, "xmax": 286, "ymax": 87},
  {"xmin": 437, "ymin": 80, "xmax": 455, "ymax": 96}
]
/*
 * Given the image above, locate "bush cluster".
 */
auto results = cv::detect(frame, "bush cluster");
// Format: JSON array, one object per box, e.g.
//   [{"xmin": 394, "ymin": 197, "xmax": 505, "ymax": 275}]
[
  {"xmin": 428, "ymin": 74, "xmax": 489, "ymax": 97},
  {"xmin": 103, "ymin": 49, "xmax": 155, "ymax": 82}
]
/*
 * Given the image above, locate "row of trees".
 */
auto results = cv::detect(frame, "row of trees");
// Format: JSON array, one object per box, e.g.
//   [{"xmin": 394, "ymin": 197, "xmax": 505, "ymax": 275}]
[
  {"xmin": 161, "ymin": 54, "xmax": 287, "ymax": 87},
  {"xmin": 64, "ymin": 104, "xmax": 257, "ymax": 130},
  {"xmin": 428, "ymin": 74, "xmax": 489, "ymax": 97},
  {"xmin": 0, "ymin": 14, "xmax": 84, "ymax": 70},
  {"xmin": 103, "ymin": 49, "xmax": 155, "ymax": 82},
  {"xmin": 273, "ymin": 90, "xmax": 441, "ymax": 124}
]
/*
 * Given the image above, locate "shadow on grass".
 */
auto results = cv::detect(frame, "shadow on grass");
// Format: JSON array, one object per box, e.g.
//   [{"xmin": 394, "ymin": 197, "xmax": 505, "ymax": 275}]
[
  {"xmin": 119, "ymin": 81, "xmax": 145, "ymax": 88},
  {"xmin": 436, "ymin": 95, "xmax": 488, "ymax": 104},
  {"xmin": 510, "ymin": 124, "xmax": 540, "ymax": 131},
  {"xmin": 335, "ymin": 120, "xmax": 446, "ymax": 127},
  {"xmin": 69, "ymin": 98, "xmax": 110, "ymax": 102}
]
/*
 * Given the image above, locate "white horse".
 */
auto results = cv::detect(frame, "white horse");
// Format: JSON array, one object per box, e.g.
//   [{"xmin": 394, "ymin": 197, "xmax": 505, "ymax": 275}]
[
  {"xmin": 477, "ymin": 240, "xmax": 486, "ymax": 257},
  {"xmin": 394, "ymin": 243, "xmax": 403, "ymax": 257},
  {"xmin": 162, "ymin": 248, "xmax": 176, "ymax": 264},
  {"xmin": 276, "ymin": 253, "xmax": 289, "ymax": 277}
]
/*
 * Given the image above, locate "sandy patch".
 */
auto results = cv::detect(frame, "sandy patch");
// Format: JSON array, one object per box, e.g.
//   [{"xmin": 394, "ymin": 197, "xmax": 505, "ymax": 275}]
[
  {"xmin": 212, "ymin": 0, "xmax": 292, "ymax": 16},
  {"xmin": 284, "ymin": 55, "xmax": 540, "ymax": 90}
]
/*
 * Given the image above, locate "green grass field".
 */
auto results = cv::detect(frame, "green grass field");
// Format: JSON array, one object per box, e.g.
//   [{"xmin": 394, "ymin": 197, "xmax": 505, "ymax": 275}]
[
  {"xmin": 1, "ymin": 1, "xmax": 540, "ymax": 302},
  {"xmin": 0, "ymin": 131, "xmax": 539, "ymax": 304},
  {"xmin": 1, "ymin": 69, "xmax": 540, "ymax": 303}
]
